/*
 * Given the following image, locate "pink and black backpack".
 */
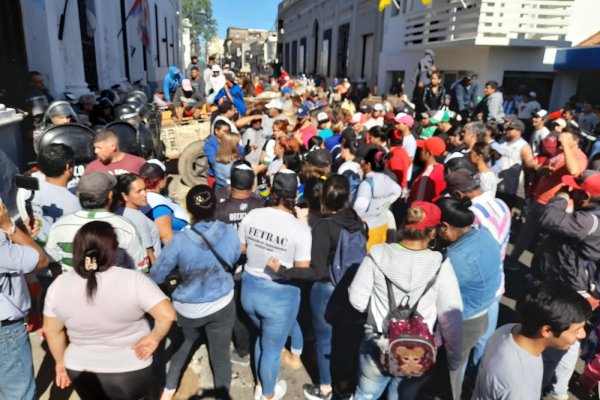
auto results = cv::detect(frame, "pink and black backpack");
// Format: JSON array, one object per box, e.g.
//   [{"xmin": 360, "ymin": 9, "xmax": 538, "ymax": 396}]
[{"xmin": 380, "ymin": 262, "xmax": 441, "ymax": 378}]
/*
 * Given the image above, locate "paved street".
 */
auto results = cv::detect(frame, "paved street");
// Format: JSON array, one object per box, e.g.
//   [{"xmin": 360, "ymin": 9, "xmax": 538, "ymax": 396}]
[{"xmin": 30, "ymin": 241, "xmax": 591, "ymax": 400}]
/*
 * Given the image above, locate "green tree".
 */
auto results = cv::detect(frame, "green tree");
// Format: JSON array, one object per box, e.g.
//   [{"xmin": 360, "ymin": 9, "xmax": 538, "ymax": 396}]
[{"xmin": 181, "ymin": 0, "xmax": 217, "ymax": 58}]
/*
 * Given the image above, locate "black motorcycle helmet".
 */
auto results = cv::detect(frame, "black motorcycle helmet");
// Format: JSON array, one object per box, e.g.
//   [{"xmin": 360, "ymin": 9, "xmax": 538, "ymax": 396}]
[
  {"xmin": 43, "ymin": 101, "xmax": 78, "ymax": 128},
  {"xmin": 114, "ymin": 104, "xmax": 140, "ymax": 123},
  {"xmin": 123, "ymin": 94, "xmax": 149, "ymax": 119}
]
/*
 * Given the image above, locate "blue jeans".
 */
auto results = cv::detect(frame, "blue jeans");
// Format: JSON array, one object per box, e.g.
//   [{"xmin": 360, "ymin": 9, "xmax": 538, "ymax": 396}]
[
  {"xmin": 472, "ymin": 297, "xmax": 500, "ymax": 367},
  {"xmin": 353, "ymin": 333, "xmax": 428, "ymax": 400},
  {"xmin": 542, "ymin": 341, "xmax": 580, "ymax": 397},
  {"xmin": 241, "ymin": 272, "xmax": 301, "ymax": 396},
  {"xmin": 311, "ymin": 281, "xmax": 335, "ymax": 385},
  {"xmin": 0, "ymin": 322, "xmax": 36, "ymax": 400},
  {"xmin": 290, "ymin": 320, "xmax": 303, "ymax": 355}
]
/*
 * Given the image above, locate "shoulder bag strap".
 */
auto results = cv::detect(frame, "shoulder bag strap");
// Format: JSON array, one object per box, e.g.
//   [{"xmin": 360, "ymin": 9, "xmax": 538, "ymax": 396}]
[
  {"xmin": 190, "ymin": 226, "xmax": 233, "ymax": 272},
  {"xmin": 369, "ymin": 254, "xmax": 398, "ymax": 311}
]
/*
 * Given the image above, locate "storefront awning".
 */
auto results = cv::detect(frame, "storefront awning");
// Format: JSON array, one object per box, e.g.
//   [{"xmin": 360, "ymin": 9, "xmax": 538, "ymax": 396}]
[{"xmin": 554, "ymin": 46, "xmax": 600, "ymax": 70}]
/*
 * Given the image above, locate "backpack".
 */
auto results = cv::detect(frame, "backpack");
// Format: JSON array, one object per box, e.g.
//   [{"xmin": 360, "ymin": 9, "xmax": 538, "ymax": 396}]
[
  {"xmin": 341, "ymin": 169, "xmax": 362, "ymax": 204},
  {"xmin": 375, "ymin": 255, "xmax": 441, "ymax": 378},
  {"xmin": 329, "ymin": 221, "xmax": 367, "ymax": 286}
]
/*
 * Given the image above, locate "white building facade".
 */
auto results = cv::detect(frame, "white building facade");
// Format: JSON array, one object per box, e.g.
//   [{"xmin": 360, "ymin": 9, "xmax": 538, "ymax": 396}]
[
  {"xmin": 378, "ymin": 0, "xmax": 600, "ymax": 110},
  {"xmin": 17, "ymin": 0, "xmax": 180, "ymax": 97},
  {"xmin": 277, "ymin": 0, "xmax": 384, "ymax": 88}
]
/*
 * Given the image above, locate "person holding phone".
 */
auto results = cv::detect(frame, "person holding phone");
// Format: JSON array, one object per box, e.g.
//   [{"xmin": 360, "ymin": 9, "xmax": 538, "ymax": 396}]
[{"xmin": 0, "ymin": 201, "xmax": 49, "ymax": 400}]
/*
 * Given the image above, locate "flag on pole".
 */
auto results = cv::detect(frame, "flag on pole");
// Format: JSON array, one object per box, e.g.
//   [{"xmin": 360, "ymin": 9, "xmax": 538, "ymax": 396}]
[
  {"xmin": 138, "ymin": 0, "xmax": 150, "ymax": 49},
  {"xmin": 379, "ymin": 0, "xmax": 392, "ymax": 12},
  {"xmin": 126, "ymin": 0, "xmax": 143, "ymax": 19}
]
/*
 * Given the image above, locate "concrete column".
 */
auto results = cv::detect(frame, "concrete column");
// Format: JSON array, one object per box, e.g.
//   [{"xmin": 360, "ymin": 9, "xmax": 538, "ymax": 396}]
[
  {"xmin": 20, "ymin": 0, "xmax": 91, "ymax": 97},
  {"xmin": 93, "ymin": 0, "xmax": 128, "ymax": 90}
]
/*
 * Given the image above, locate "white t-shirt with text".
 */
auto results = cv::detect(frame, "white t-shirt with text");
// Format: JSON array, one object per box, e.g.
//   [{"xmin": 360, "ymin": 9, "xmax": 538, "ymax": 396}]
[{"xmin": 238, "ymin": 207, "xmax": 312, "ymax": 281}]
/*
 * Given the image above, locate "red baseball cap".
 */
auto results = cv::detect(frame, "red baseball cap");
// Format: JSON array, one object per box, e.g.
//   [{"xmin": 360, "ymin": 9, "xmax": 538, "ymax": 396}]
[
  {"xmin": 405, "ymin": 201, "xmax": 441, "ymax": 230},
  {"xmin": 417, "ymin": 136, "xmax": 446, "ymax": 157},
  {"xmin": 562, "ymin": 172, "xmax": 600, "ymax": 197}
]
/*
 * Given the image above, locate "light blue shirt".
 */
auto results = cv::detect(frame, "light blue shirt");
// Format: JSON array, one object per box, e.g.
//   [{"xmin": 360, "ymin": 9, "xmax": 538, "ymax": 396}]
[{"xmin": 0, "ymin": 235, "xmax": 39, "ymax": 321}]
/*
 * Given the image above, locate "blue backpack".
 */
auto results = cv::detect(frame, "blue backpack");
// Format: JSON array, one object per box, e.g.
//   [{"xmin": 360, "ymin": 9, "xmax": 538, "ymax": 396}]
[{"xmin": 329, "ymin": 221, "xmax": 368, "ymax": 286}]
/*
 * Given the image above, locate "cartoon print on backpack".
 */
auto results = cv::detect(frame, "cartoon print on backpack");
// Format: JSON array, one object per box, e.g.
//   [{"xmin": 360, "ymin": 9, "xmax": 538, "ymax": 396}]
[{"xmin": 395, "ymin": 346, "xmax": 427, "ymax": 376}]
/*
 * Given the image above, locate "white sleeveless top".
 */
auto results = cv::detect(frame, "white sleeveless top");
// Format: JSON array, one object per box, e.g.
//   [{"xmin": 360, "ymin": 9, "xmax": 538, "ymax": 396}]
[{"xmin": 497, "ymin": 138, "xmax": 527, "ymax": 172}]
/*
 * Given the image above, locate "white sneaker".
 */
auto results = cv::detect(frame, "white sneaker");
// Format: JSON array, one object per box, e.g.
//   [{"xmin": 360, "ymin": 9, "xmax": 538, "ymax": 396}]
[
  {"xmin": 261, "ymin": 380, "xmax": 287, "ymax": 400},
  {"xmin": 254, "ymin": 385, "xmax": 262, "ymax": 400}
]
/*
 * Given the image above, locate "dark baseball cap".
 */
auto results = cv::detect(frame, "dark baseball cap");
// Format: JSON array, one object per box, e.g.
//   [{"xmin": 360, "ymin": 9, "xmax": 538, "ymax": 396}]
[
  {"xmin": 230, "ymin": 162, "xmax": 255, "ymax": 190},
  {"xmin": 445, "ymin": 168, "xmax": 479, "ymax": 194},
  {"xmin": 78, "ymin": 172, "xmax": 116, "ymax": 197},
  {"xmin": 305, "ymin": 148, "xmax": 331, "ymax": 168},
  {"xmin": 341, "ymin": 127, "xmax": 356, "ymax": 141},
  {"xmin": 360, "ymin": 104, "xmax": 373, "ymax": 114},
  {"xmin": 505, "ymin": 118, "xmax": 525, "ymax": 132},
  {"xmin": 272, "ymin": 169, "xmax": 298, "ymax": 197}
]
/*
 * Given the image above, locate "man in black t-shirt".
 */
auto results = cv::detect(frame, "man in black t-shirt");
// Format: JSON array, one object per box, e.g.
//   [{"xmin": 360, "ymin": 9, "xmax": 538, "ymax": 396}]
[
  {"xmin": 214, "ymin": 160, "xmax": 265, "ymax": 366},
  {"xmin": 215, "ymin": 161, "xmax": 265, "ymax": 229}
]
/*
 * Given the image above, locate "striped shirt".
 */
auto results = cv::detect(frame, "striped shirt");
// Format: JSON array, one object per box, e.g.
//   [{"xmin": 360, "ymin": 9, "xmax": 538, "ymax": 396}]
[
  {"xmin": 470, "ymin": 192, "xmax": 511, "ymax": 259},
  {"xmin": 470, "ymin": 193, "xmax": 511, "ymax": 297},
  {"xmin": 45, "ymin": 210, "xmax": 149, "ymax": 273}
]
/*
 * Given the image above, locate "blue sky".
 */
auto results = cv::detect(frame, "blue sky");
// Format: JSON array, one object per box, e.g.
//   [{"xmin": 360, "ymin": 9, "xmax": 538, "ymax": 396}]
[{"xmin": 213, "ymin": 0, "xmax": 281, "ymax": 38}]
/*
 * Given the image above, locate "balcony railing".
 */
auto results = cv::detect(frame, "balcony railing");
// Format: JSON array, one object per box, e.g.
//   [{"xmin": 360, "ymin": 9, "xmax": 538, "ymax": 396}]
[{"xmin": 403, "ymin": 0, "xmax": 574, "ymax": 47}]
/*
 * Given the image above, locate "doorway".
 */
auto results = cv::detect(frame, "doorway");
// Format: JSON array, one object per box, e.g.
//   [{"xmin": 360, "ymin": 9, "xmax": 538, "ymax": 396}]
[
  {"xmin": 0, "ymin": 0, "xmax": 29, "ymax": 108},
  {"xmin": 313, "ymin": 20, "xmax": 319, "ymax": 75},
  {"xmin": 78, "ymin": 0, "xmax": 99, "ymax": 90}
]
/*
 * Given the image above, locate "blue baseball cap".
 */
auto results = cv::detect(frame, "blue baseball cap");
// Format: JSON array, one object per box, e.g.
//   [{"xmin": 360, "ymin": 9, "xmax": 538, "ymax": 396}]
[
  {"xmin": 296, "ymin": 104, "xmax": 310, "ymax": 118},
  {"xmin": 281, "ymin": 87, "xmax": 292, "ymax": 95}
]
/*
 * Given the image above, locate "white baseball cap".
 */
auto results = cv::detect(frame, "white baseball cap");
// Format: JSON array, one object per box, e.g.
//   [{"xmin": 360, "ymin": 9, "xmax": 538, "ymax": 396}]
[
  {"xmin": 265, "ymin": 99, "xmax": 284, "ymax": 110},
  {"xmin": 529, "ymin": 91, "xmax": 537, "ymax": 98},
  {"xmin": 211, "ymin": 64, "xmax": 222, "ymax": 72},
  {"xmin": 317, "ymin": 112, "xmax": 329, "ymax": 123},
  {"xmin": 373, "ymin": 104, "xmax": 385, "ymax": 112}
]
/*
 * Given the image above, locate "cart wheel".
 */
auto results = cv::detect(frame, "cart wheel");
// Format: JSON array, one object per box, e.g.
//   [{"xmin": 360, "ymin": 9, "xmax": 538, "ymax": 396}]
[{"xmin": 178, "ymin": 140, "xmax": 208, "ymax": 187}]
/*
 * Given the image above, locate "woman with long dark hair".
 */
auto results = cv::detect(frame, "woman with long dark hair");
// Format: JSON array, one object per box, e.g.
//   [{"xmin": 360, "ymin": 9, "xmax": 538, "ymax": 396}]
[
  {"xmin": 269, "ymin": 174, "xmax": 367, "ymax": 399},
  {"xmin": 43, "ymin": 221, "xmax": 175, "ymax": 400},
  {"xmin": 239, "ymin": 170, "xmax": 312, "ymax": 400},
  {"xmin": 151, "ymin": 185, "xmax": 241, "ymax": 400},
  {"xmin": 435, "ymin": 197, "xmax": 502, "ymax": 400},
  {"xmin": 140, "ymin": 162, "xmax": 190, "ymax": 244},
  {"xmin": 113, "ymin": 173, "xmax": 161, "ymax": 264},
  {"xmin": 353, "ymin": 148, "xmax": 401, "ymax": 250}
]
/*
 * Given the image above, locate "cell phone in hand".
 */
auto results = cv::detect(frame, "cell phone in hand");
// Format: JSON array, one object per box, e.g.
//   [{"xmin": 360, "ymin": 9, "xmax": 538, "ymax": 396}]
[
  {"xmin": 15, "ymin": 174, "xmax": 39, "ymax": 229},
  {"xmin": 15, "ymin": 174, "xmax": 40, "ymax": 191}
]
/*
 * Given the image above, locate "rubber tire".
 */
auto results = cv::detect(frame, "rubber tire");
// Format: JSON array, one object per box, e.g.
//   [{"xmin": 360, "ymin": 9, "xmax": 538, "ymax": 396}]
[{"xmin": 178, "ymin": 140, "xmax": 208, "ymax": 187}]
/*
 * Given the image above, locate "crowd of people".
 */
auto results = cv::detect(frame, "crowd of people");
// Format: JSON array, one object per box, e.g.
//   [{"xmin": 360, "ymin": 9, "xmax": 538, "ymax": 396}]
[{"xmin": 3, "ymin": 53, "xmax": 600, "ymax": 400}]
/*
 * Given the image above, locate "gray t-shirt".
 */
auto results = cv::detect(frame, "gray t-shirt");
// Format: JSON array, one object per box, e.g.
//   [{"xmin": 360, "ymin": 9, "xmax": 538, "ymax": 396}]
[{"xmin": 472, "ymin": 323, "xmax": 542, "ymax": 400}]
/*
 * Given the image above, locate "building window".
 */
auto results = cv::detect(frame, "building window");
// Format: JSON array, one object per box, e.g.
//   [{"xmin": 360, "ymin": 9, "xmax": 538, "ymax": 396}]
[
  {"xmin": 387, "ymin": 70, "xmax": 405, "ymax": 94},
  {"xmin": 284, "ymin": 42, "xmax": 290, "ymax": 71},
  {"xmin": 503, "ymin": 71, "xmax": 554, "ymax": 109},
  {"xmin": 336, "ymin": 23, "xmax": 350, "ymax": 78},
  {"xmin": 323, "ymin": 29, "xmax": 332, "ymax": 77},
  {"xmin": 300, "ymin": 37, "xmax": 306, "ymax": 74},
  {"xmin": 154, "ymin": 4, "xmax": 160, "ymax": 67},
  {"xmin": 291, "ymin": 40, "xmax": 298, "ymax": 75}
]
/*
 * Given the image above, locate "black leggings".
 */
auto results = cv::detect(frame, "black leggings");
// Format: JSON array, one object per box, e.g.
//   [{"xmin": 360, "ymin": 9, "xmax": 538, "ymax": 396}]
[{"xmin": 67, "ymin": 365, "xmax": 152, "ymax": 400}]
